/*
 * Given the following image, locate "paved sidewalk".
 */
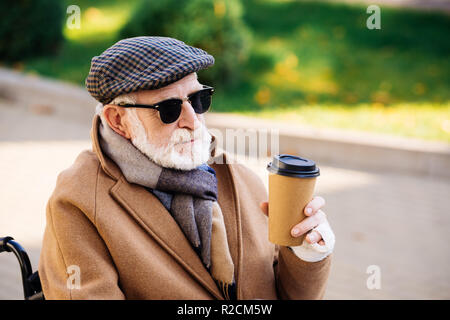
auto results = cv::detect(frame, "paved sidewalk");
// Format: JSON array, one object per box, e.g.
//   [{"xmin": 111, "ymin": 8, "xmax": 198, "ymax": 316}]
[{"xmin": 1, "ymin": 103, "xmax": 449, "ymax": 299}]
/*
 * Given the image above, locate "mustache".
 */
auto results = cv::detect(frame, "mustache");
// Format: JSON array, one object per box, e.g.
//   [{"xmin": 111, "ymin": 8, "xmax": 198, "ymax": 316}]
[{"xmin": 170, "ymin": 124, "xmax": 209, "ymax": 145}]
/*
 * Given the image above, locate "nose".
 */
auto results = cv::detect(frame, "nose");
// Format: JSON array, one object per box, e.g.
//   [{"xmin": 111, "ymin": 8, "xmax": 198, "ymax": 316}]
[{"xmin": 177, "ymin": 100, "xmax": 200, "ymax": 131}]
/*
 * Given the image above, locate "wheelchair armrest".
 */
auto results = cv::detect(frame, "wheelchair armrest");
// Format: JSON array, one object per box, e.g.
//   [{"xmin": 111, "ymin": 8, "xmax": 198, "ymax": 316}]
[
  {"xmin": 0, "ymin": 236, "xmax": 44, "ymax": 300},
  {"xmin": 0, "ymin": 236, "xmax": 15, "ymax": 253}
]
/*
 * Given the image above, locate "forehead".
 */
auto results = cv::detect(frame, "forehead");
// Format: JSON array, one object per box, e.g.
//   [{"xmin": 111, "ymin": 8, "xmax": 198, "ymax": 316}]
[{"xmin": 136, "ymin": 73, "xmax": 202, "ymax": 103}]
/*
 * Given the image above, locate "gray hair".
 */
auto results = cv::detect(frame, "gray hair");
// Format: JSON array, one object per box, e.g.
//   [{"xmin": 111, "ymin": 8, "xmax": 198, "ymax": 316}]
[
  {"xmin": 96, "ymin": 92, "xmax": 137, "ymax": 118},
  {"xmin": 110, "ymin": 92, "xmax": 137, "ymax": 106}
]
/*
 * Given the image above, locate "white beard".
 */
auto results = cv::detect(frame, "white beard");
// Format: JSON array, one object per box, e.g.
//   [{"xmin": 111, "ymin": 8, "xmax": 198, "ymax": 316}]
[{"xmin": 126, "ymin": 108, "xmax": 212, "ymax": 171}]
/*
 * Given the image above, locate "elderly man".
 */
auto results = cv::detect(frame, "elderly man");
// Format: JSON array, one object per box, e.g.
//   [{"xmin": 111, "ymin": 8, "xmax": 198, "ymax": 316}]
[{"xmin": 38, "ymin": 36, "xmax": 335, "ymax": 300}]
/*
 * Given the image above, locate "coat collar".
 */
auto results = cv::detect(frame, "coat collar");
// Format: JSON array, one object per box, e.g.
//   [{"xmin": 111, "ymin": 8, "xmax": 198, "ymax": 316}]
[{"xmin": 89, "ymin": 114, "xmax": 242, "ymax": 300}]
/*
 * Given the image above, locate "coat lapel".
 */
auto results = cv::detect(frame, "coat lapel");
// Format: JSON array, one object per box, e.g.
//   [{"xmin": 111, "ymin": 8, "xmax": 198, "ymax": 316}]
[{"xmin": 110, "ymin": 176, "xmax": 225, "ymax": 300}]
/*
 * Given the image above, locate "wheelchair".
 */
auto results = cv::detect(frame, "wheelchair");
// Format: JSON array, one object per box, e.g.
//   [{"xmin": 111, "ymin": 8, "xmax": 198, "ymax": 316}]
[{"xmin": 0, "ymin": 237, "xmax": 44, "ymax": 300}]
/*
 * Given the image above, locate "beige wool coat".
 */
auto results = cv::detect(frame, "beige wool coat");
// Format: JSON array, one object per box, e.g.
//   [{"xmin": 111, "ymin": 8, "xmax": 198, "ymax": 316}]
[{"xmin": 38, "ymin": 115, "xmax": 332, "ymax": 300}]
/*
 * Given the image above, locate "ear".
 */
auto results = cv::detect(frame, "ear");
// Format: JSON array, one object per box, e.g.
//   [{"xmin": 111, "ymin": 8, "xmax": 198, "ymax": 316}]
[{"xmin": 103, "ymin": 105, "xmax": 132, "ymax": 139}]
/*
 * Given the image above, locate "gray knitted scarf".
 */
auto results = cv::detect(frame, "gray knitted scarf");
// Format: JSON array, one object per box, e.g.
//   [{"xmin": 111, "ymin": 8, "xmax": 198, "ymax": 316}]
[{"xmin": 97, "ymin": 114, "xmax": 236, "ymax": 299}]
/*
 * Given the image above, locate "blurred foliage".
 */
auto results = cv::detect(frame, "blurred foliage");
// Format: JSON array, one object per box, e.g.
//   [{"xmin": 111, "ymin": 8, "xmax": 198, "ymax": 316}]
[
  {"xmin": 9, "ymin": 0, "xmax": 450, "ymax": 141},
  {"xmin": 119, "ymin": 0, "xmax": 252, "ymax": 88},
  {"xmin": 16, "ymin": 0, "xmax": 140, "ymax": 84},
  {"xmin": 0, "ymin": 0, "xmax": 64, "ymax": 62},
  {"xmin": 231, "ymin": 0, "xmax": 450, "ymax": 109}
]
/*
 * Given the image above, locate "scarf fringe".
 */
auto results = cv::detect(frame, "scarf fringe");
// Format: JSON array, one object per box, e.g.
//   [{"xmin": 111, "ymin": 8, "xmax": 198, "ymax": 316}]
[{"xmin": 214, "ymin": 279, "xmax": 237, "ymax": 300}]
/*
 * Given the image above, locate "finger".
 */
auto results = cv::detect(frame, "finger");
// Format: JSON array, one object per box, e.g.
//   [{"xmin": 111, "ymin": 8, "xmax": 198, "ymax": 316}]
[
  {"xmin": 306, "ymin": 230, "xmax": 322, "ymax": 244},
  {"xmin": 318, "ymin": 240, "xmax": 325, "ymax": 246},
  {"xmin": 291, "ymin": 210, "xmax": 326, "ymax": 237},
  {"xmin": 304, "ymin": 196, "xmax": 326, "ymax": 216},
  {"xmin": 260, "ymin": 201, "xmax": 268, "ymax": 216}
]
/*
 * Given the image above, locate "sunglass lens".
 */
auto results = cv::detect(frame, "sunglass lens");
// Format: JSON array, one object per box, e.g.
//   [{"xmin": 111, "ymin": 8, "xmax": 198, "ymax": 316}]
[
  {"xmin": 158, "ymin": 100, "xmax": 182, "ymax": 124},
  {"xmin": 190, "ymin": 89, "xmax": 213, "ymax": 114}
]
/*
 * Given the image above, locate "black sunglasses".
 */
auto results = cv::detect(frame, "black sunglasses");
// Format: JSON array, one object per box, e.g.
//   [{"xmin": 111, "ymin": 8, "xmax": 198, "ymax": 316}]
[{"xmin": 117, "ymin": 85, "xmax": 214, "ymax": 124}]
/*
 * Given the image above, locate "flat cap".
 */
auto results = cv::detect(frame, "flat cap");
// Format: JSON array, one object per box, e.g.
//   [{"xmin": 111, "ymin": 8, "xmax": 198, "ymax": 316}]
[{"xmin": 85, "ymin": 36, "xmax": 215, "ymax": 105}]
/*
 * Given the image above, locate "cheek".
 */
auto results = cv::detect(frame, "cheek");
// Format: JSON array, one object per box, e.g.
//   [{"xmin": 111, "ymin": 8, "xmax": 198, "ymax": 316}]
[
  {"xmin": 146, "ymin": 122, "xmax": 177, "ymax": 146},
  {"xmin": 137, "ymin": 111, "xmax": 165, "ymax": 142}
]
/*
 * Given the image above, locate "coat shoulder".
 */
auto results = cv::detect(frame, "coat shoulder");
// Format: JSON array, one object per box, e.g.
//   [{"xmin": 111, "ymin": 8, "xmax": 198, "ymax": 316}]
[
  {"xmin": 227, "ymin": 161, "xmax": 268, "ymax": 205},
  {"xmin": 229, "ymin": 162, "xmax": 267, "ymax": 194},
  {"xmin": 50, "ymin": 149, "xmax": 101, "ymax": 218}
]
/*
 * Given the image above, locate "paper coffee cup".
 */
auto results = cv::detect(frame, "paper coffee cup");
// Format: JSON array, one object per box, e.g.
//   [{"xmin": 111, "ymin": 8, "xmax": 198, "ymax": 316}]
[{"xmin": 267, "ymin": 154, "xmax": 320, "ymax": 246}]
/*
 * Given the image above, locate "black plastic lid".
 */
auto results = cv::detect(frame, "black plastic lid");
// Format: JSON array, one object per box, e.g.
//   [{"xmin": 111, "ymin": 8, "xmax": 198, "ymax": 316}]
[{"xmin": 267, "ymin": 154, "xmax": 320, "ymax": 178}]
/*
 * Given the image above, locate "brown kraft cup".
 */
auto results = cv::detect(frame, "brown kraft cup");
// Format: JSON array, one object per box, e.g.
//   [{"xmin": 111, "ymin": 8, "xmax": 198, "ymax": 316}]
[{"xmin": 267, "ymin": 154, "xmax": 320, "ymax": 246}]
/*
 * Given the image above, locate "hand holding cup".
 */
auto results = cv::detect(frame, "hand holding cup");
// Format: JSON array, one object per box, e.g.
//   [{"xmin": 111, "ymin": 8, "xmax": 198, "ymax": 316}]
[
  {"xmin": 265, "ymin": 154, "xmax": 324, "ymax": 246},
  {"xmin": 260, "ymin": 196, "xmax": 327, "ymax": 245}
]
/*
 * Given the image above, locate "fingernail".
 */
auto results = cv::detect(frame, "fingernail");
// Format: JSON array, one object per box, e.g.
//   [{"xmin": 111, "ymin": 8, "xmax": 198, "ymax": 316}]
[
  {"xmin": 306, "ymin": 207, "xmax": 312, "ymax": 215},
  {"xmin": 308, "ymin": 233, "xmax": 316, "ymax": 242},
  {"xmin": 292, "ymin": 228, "xmax": 300, "ymax": 237}
]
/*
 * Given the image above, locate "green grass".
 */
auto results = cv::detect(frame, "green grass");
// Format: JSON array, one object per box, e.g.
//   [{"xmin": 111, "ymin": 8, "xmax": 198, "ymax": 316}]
[
  {"xmin": 237, "ymin": 0, "xmax": 449, "ymax": 106},
  {"xmin": 237, "ymin": 102, "xmax": 450, "ymax": 142},
  {"xmin": 19, "ymin": 0, "xmax": 450, "ymax": 142}
]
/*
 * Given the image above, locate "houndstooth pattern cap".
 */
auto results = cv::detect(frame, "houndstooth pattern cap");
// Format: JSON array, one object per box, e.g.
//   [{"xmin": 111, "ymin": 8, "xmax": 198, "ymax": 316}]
[{"xmin": 85, "ymin": 36, "xmax": 215, "ymax": 105}]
